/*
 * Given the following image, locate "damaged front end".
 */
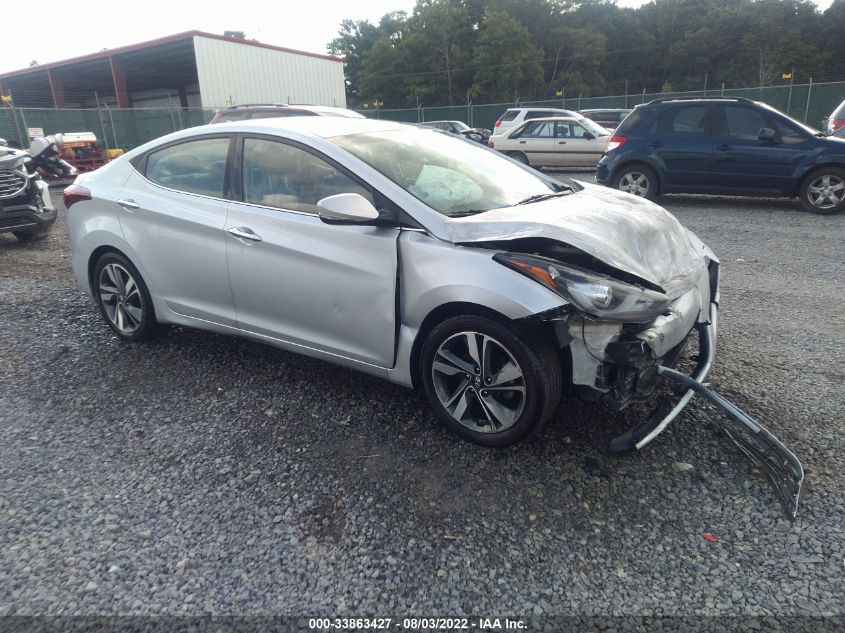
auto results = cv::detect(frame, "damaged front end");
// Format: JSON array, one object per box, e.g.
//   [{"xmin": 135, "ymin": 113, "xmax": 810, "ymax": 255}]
[{"xmin": 499, "ymin": 246, "xmax": 803, "ymax": 519}]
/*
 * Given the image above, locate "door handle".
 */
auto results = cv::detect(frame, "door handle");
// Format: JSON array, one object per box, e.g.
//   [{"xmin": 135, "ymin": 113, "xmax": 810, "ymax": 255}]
[
  {"xmin": 519, "ymin": 140, "xmax": 526, "ymax": 144},
  {"xmin": 116, "ymin": 198, "xmax": 140, "ymax": 210},
  {"xmin": 716, "ymin": 144, "xmax": 731, "ymax": 151},
  {"xmin": 647, "ymin": 141, "xmax": 662, "ymax": 148},
  {"xmin": 558, "ymin": 141, "xmax": 567, "ymax": 145},
  {"xmin": 227, "ymin": 227, "xmax": 263, "ymax": 242}
]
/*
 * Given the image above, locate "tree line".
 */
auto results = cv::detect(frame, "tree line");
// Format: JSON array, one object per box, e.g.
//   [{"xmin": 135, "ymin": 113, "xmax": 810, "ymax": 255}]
[{"xmin": 328, "ymin": 0, "xmax": 845, "ymax": 108}]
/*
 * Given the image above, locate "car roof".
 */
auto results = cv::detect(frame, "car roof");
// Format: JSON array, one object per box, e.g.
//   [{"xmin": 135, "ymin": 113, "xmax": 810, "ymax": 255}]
[
  {"xmin": 508, "ymin": 107, "xmax": 573, "ymax": 112},
  {"xmin": 580, "ymin": 108, "xmax": 631, "ymax": 113}
]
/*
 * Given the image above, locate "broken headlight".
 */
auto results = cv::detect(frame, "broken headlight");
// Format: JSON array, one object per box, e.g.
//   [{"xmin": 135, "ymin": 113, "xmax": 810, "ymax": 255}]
[{"xmin": 494, "ymin": 253, "xmax": 671, "ymax": 324}]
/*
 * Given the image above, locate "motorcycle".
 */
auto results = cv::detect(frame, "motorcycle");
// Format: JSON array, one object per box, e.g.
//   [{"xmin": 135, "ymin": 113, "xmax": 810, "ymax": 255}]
[{"xmin": 0, "ymin": 136, "xmax": 76, "ymax": 242}]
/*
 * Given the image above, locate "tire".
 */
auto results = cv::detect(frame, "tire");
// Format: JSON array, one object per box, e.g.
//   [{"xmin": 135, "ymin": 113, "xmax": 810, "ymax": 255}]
[
  {"xmin": 13, "ymin": 229, "xmax": 48, "ymax": 243},
  {"xmin": 612, "ymin": 163, "xmax": 658, "ymax": 200},
  {"xmin": 506, "ymin": 151, "xmax": 529, "ymax": 165},
  {"xmin": 799, "ymin": 167, "xmax": 845, "ymax": 215},
  {"xmin": 92, "ymin": 252, "xmax": 161, "ymax": 341},
  {"xmin": 420, "ymin": 315, "xmax": 562, "ymax": 448}
]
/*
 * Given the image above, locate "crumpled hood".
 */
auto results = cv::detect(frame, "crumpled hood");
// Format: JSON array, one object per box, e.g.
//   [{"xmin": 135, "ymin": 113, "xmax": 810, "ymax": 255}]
[{"xmin": 448, "ymin": 181, "xmax": 709, "ymax": 295}]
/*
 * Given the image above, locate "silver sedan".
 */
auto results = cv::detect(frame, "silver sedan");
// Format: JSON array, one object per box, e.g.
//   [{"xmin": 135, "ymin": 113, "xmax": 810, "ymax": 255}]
[{"xmin": 65, "ymin": 117, "xmax": 720, "ymax": 450}]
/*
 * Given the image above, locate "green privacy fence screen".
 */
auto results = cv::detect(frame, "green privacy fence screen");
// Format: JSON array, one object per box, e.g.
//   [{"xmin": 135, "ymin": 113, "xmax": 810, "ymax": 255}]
[
  {"xmin": 1, "ymin": 81, "xmax": 843, "ymax": 149},
  {"xmin": 357, "ymin": 81, "xmax": 845, "ymax": 132},
  {"xmin": 0, "ymin": 107, "xmax": 215, "ymax": 149}
]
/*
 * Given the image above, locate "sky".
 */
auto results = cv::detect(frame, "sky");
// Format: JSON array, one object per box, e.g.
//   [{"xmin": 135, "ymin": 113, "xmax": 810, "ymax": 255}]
[{"xmin": 0, "ymin": 0, "xmax": 837, "ymax": 75}]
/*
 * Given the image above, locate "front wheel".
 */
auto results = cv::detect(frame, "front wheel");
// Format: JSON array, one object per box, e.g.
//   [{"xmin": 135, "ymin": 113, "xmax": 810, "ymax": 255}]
[
  {"xmin": 420, "ymin": 315, "xmax": 562, "ymax": 447},
  {"xmin": 612, "ymin": 164, "xmax": 658, "ymax": 200},
  {"xmin": 799, "ymin": 168, "xmax": 845, "ymax": 215}
]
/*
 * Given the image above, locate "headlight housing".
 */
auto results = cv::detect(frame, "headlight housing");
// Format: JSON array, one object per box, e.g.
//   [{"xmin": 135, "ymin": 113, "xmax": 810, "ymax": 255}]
[{"xmin": 494, "ymin": 253, "xmax": 671, "ymax": 324}]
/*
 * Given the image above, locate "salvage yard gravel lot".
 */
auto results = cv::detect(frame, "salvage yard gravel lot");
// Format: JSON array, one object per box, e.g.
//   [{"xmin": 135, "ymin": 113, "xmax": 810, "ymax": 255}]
[{"xmin": 1, "ymin": 176, "xmax": 843, "ymax": 619}]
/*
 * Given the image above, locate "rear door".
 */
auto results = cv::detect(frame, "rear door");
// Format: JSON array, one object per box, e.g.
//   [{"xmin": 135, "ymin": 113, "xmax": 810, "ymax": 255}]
[
  {"xmin": 510, "ymin": 121, "xmax": 556, "ymax": 166},
  {"xmin": 648, "ymin": 104, "xmax": 713, "ymax": 190},
  {"xmin": 224, "ymin": 135, "xmax": 400, "ymax": 367},
  {"xmin": 118, "ymin": 135, "xmax": 236, "ymax": 325},
  {"xmin": 710, "ymin": 104, "xmax": 812, "ymax": 194}
]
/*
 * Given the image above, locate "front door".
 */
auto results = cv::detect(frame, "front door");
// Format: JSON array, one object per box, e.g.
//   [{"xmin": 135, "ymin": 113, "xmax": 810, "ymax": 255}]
[
  {"xmin": 225, "ymin": 136, "xmax": 400, "ymax": 367},
  {"xmin": 117, "ymin": 135, "xmax": 236, "ymax": 326},
  {"xmin": 710, "ymin": 104, "xmax": 811, "ymax": 194},
  {"xmin": 555, "ymin": 121, "xmax": 606, "ymax": 167}
]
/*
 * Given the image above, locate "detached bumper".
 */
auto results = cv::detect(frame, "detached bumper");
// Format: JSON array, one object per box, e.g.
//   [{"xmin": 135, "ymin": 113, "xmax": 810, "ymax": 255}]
[
  {"xmin": 608, "ymin": 309, "xmax": 716, "ymax": 453},
  {"xmin": 0, "ymin": 203, "xmax": 57, "ymax": 234}
]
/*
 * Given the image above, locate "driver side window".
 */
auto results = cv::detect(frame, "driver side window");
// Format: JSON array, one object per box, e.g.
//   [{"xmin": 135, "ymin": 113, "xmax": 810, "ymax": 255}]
[{"xmin": 242, "ymin": 138, "xmax": 373, "ymax": 214}]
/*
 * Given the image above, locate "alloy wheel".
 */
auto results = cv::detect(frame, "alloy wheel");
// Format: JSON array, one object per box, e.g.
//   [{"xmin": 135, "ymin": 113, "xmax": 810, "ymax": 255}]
[
  {"xmin": 98, "ymin": 263, "xmax": 143, "ymax": 334},
  {"xmin": 618, "ymin": 171, "xmax": 650, "ymax": 197},
  {"xmin": 807, "ymin": 174, "xmax": 845, "ymax": 210},
  {"xmin": 430, "ymin": 331, "xmax": 526, "ymax": 434}
]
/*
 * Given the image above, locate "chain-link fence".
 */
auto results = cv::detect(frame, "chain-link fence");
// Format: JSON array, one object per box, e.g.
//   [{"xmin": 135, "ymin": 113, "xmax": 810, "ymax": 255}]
[
  {"xmin": 1, "ymin": 81, "xmax": 843, "ymax": 149},
  {"xmin": 0, "ymin": 107, "xmax": 215, "ymax": 149},
  {"xmin": 358, "ymin": 81, "xmax": 845, "ymax": 132}
]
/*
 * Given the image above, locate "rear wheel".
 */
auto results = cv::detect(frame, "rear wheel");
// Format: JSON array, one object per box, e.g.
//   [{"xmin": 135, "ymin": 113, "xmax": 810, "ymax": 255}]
[
  {"xmin": 612, "ymin": 163, "xmax": 658, "ymax": 200},
  {"xmin": 506, "ymin": 151, "xmax": 529, "ymax": 165},
  {"xmin": 93, "ymin": 252, "xmax": 161, "ymax": 341},
  {"xmin": 420, "ymin": 315, "xmax": 562, "ymax": 448},
  {"xmin": 799, "ymin": 167, "xmax": 845, "ymax": 215}
]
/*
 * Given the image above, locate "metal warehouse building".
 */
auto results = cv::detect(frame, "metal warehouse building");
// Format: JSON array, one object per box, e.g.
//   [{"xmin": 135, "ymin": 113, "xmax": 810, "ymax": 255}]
[{"xmin": 0, "ymin": 31, "xmax": 347, "ymax": 110}]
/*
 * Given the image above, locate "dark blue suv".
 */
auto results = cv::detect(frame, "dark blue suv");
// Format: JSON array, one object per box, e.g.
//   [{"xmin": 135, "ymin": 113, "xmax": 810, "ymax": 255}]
[{"xmin": 596, "ymin": 97, "xmax": 845, "ymax": 215}]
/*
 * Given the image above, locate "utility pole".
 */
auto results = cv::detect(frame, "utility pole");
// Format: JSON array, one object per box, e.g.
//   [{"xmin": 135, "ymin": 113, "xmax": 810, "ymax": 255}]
[{"xmin": 703, "ymin": 72, "xmax": 708, "ymax": 97}]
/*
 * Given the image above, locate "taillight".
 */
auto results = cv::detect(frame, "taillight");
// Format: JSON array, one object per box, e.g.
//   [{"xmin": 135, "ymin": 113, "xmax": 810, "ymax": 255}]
[
  {"xmin": 831, "ymin": 118, "xmax": 845, "ymax": 132},
  {"xmin": 606, "ymin": 135, "xmax": 626, "ymax": 152},
  {"xmin": 494, "ymin": 120, "xmax": 501, "ymax": 127},
  {"xmin": 487, "ymin": 140, "xmax": 494, "ymax": 148},
  {"xmin": 63, "ymin": 184, "xmax": 91, "ymax": 209}
]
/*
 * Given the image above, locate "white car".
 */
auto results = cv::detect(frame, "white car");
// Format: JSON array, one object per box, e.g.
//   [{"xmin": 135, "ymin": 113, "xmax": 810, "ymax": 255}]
[
  {"xmin": 489, "ymin": 116, "xmax": 611, "ymax": 168},
  {"xmin": 494, "ymin": 107, "xmax": 579, "ymax": 133}
]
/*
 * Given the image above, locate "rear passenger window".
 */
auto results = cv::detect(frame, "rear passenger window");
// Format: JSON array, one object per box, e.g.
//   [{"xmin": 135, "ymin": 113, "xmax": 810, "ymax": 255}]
[
  {"xmin": 242, "ymin": 138, "xmax": 372, "ymax": 214},
  {"xmin": 657, "ymin": 106, "xmax": 707, "ymax": 136},
  {"xmin": 615, "ymin": 108, "xmax": 647, "ymax": 134},
  {"xmin": 720, "ymin": 106, "xmax": 768, "ymax": 140},
  {"xmin": 516, "ymin": 121, "xmax": 555, "ymax": 138},
  {"xmin": 145, "ymin": 137, "xmax": 230, "ymax": 197}
]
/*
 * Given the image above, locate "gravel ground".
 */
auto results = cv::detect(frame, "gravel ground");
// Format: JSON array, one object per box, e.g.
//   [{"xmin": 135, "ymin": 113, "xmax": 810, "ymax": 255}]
[{"xmin": 0, "ymin": 180, "xmax": 843, "ymax": 622}]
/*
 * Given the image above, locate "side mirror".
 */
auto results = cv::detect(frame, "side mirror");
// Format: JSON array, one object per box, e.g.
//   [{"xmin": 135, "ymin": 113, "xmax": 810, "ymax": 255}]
[
  {"xmin": 317, "ymin": 193, "xmax": 380, "ymax": 225},
  {"xmin": 758, "ymin": 127, "xmax": 777, "ymax": 142}
]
